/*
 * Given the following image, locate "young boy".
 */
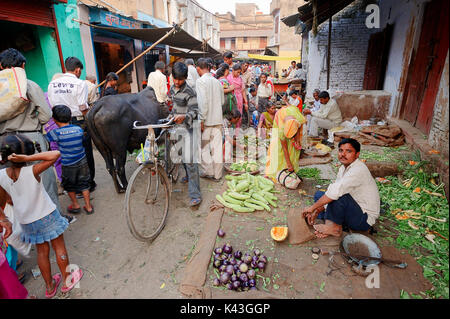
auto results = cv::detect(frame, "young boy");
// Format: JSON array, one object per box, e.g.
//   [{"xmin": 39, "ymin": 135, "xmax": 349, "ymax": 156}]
[
  {"xmin": 169, "ymin": 62, "xmax": 202, "ymax": 207},
  {"xmin": 223, "ymin": 108, "xmax": 242, "ymax": 163},
  {"xmin": 46, "ymin": 105, "xmax": 94, "ymax": 214}
]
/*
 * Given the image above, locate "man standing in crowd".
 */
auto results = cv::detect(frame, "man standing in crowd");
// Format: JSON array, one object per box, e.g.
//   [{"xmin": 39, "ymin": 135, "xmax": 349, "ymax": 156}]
[
  {"xmin": 85, "ymin": 75, "xmax": 99, "ymax": 106},
  {"xmin": 303, "ymin": 91, "xmax": 342, "ymax": 138},
  {"xmin": 241, "ymin": 62, "xmax": 253, "ymax": 89},
  {"xmin": 48, "ymin": 57, "xmax": 97, "ymax": 193},
  {"xmin": 196, "ymin": 58, "xmax": 224, "ymax": 181},
  {"xmin": 0, "ymin": 48, "xmax": 64, "ymax": 218},
  {"xmin": 223, "ymin": 51, "xmax": 233, "ymax": 68},
  {"xmin": 186, "ymin": 59, "xmax": 199, "ymax": 90},
  {"xmin": 147, "ymin": 61, "xmax": 169, "ymax": 118},
  {"xmin": 286, "ymin": 60, "xmax": 297, "ymax": 78},
  {"xmin": 170, "ymin": 62, "xmax": 202, "ymax": 207}
]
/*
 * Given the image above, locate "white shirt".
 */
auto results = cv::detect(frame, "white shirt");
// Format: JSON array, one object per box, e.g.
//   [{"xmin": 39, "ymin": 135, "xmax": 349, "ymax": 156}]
[
  {"xmin": 196, "ymin": 72, "xmax": 224, "ymax": 126},
  {"xmin": 187, "ymin": 65, "xmax": 199, "ymax": 90},
  {"xmin": 48, "ymin": 73, "xmax": 88, "ymax": 117},
  {"xmin": 147, "ymin": 70, "xmax": 168, "ymax": 103},
  {"xmin": 312, "ymin": 98, "xmax": 342, "ymax": 125},
  {"xmin": 257, "ymin": 82, "xmax": 273, "ymax": 98},
  {"xmin": 85, "ymin": 80, "xmax": 98, "ymax": 105},
  {"xmin": 325, "ymin": 159, "xmax": 380, "ymax": 226},
  {"xmin": 0, "ymin": 166, "xmax": 56, "ymax": 224}
]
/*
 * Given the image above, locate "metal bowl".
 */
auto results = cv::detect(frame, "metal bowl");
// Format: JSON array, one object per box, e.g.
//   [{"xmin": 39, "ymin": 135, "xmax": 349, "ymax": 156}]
[{"xmin": 340, "ymin": 233, "xmax": 382, "ymax": 267}]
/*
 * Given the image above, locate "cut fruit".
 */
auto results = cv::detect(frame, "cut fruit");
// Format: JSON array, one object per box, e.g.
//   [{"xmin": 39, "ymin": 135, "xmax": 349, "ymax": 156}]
[{"xmin": 271, "ymin": 226, "xmax": 288, "ymax": 242}]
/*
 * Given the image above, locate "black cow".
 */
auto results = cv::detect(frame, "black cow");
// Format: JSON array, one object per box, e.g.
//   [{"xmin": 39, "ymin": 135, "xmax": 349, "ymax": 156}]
[{"xmin": 86, "ymin": 87, "xmax": 161, "ymax": 193}]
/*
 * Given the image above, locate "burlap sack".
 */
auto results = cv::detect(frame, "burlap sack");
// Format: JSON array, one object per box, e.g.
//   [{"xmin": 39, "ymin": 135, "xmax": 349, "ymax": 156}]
[
  {"xmin": 0, "ymin": 67, "xmax": 28, "ymax": 121},
  {"xmin": 287, "ymin": 208, "xmax": 315, "ymax": 244}
]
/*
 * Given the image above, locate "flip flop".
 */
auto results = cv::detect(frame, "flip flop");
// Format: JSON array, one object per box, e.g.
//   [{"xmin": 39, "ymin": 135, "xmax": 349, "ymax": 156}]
[
  {"xmin": 83, "ymin": 206, "xmax": 94, "ymax": 215},
  {"xmin": 61, "ymin": 269, "xmax": 83, "ymax": 294},
  {"xmin": 67, "ymin": 205, "xmax": 81, "ymax": 214},
  {"xmin": 45, "ymin": 273, "xmax": 62, "ymax": 299},
  {"xmin": 189, "ymin": 198, "xmax": 202, "ymax": 207}
]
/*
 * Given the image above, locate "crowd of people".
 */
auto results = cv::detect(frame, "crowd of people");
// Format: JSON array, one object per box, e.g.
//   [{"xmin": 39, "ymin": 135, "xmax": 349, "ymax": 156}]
[{"xmin": 0, "ymin": 48, "xmax": 380, "ymax": 299}]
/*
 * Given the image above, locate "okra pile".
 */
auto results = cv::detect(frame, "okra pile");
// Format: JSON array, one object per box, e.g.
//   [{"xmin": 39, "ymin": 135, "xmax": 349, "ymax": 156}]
[{"xmin": 216, "ymin": 173, "xmax": 278, "ymax": 213}]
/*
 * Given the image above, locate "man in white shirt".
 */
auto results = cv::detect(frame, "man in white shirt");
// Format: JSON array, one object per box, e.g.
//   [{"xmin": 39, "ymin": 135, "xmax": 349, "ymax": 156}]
[
  {"xmin": 147, "ymin": 61, "xmax": 169, "ymax": 117},
  {"xmin": 48, "ymin": 57, "xmax": 96, "ymax": 192},
  {"xmin": 186, "ymin": 59, "xmax": 199, "ymax": 90},
  {"xmin": 196, "ymin": 58, "xmax": 225, "ymax": 181},
  {"xmin": 85, "ymin": 75, "xmax": 98, "ymax": 106},
  {"xmin": 302, "ymin": 138, "xmax": 380, "ymax": 238},
  {"xmin": 303, "ymin": 91, "xmax": 342, "ymax": 137}
]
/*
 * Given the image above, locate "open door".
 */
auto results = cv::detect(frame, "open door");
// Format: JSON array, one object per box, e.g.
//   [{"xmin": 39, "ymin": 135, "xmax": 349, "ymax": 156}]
[
  {"xmin": 400, "ymin": 0, "xmax": 449, "ymax": 133},
  {"xmin": 363, "ymin": 24, "xmax": 393, "ymax": 90}
]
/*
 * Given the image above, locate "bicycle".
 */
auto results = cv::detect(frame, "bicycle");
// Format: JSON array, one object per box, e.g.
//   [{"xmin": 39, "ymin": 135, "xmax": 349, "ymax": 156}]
[{"xmin": 124, "ymin": 116, "xmax": 181, "ymax": 242}]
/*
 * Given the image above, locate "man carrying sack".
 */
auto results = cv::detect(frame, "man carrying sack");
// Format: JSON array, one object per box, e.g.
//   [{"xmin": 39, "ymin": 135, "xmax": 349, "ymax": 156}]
[
  {"xmin": 0, "ymin": 48, "xmax": 62, "ymax": 216},
  {"xmin": 301, "ymin": 138, "xmax": 380, "ymax": 238}
]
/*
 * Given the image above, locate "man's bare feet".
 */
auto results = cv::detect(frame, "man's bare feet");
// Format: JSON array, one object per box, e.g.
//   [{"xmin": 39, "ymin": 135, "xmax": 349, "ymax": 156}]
[{"xmin": 313, "ymin": 220, "xmax": 342, "ymax": 238}]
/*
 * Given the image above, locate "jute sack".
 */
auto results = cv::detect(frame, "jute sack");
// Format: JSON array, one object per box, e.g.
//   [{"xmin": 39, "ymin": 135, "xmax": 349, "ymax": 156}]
[{"xmin": 0, "ymin": 67, "xmax": 29, "ymax": 122}]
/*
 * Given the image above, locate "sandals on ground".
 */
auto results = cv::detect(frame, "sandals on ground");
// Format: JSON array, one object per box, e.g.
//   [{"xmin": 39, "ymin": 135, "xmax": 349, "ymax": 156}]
[
  {"xmin": 83, "ymin": 206, "xmax": 94, "ymax": 215},
  {"xmin": 67, "ymin": 205, "xmax": 81, "ymax": 214},
  {"xmin": 61, "ymin": 269, "xmax": 84, "ymax": 294},
  {"xmin": 45, "ymin": 273, "xmax": 62, "ymax": 299},
  {"xmin": 189, "ymin": 198, "xmax": 202, "ymax": 207}
]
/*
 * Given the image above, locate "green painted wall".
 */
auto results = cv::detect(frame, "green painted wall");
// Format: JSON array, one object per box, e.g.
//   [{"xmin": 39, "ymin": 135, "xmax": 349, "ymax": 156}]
[
  {"xmin": 36, "ymin": 26, "xmax": 63, "ymax": 87},
  {"xmin": 21, "ymin": 28, "xmax": 48, "ymax": 90},
  {"xmin": 53, "ymin": 0, "xmax": 87, "ymax": 78}
]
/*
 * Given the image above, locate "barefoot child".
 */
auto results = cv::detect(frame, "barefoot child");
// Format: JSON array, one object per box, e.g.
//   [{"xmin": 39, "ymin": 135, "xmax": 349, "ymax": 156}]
[
  {"xmin": 0, "ymin": 135, "xmax": 83, "ymax": 298},
  {"xmin": 46, "ymin": 105, "xmax": 94, "ymax": 215}
]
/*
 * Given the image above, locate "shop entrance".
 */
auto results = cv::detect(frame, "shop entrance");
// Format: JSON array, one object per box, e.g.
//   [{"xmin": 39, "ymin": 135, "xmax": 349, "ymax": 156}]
[
  {"xmin": 94, "ymin": 40, "xmax": 134, "ymax": 94},
  {"xmin": 0, "ymin": 20, "xmax": 62, "ymax": 90}
]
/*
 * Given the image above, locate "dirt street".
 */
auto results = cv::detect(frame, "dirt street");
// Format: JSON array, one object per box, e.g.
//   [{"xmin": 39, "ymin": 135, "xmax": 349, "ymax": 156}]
[
  {"xmin": 20, "ymin": 146, "xmax": 431, "ymax": 299},
  {"xmin": 22, "ymin": 150, "xmax": 224, "ymax": 299}
]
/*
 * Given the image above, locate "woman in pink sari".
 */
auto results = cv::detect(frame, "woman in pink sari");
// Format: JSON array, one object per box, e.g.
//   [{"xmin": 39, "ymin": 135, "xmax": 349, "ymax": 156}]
[
  {"xmin": 0, "ymin": 217, "xmax": 28, "ymax": 299},
  {"xmin": 227, "ymin": 63, "xmax": 248, "ymax": 128}
]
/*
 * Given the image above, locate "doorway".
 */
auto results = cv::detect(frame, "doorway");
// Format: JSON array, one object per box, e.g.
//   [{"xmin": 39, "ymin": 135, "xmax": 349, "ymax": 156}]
[{"xmin": 400, "ymin": 0, "xmax": 449, "ymax": 134}]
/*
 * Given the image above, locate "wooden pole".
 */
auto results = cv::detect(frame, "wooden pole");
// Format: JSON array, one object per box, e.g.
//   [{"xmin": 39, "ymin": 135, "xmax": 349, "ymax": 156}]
[
  {"xmin": 72, "ymin": 18, "xmax": 187, "ymax": 88},
  {"xmin": 326, "ymin": 15, "xmax": 332, "ymax": 90}
]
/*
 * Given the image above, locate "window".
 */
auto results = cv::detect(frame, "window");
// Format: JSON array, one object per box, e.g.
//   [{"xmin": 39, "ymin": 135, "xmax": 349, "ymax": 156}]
[
  {"xmin": 260, "ymin": 37, "xmax": 267, "ymax": 48},
  {"xmin": 243, "ymin": 37, "xmax": 248, "ymax": 43}
]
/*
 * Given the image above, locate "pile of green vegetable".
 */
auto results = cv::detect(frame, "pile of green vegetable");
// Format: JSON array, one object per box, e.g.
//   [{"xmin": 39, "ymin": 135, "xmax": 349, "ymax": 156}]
[
  {"xmin": 377, "ymin": 160, "xmax": 449, "ymax": 299},
  {"xmin": 216, "ymin": 173, "xmax": 278, "ymax": 213},
  {"xmin": 296, "ymin": 167, "xmax": 321, "ymax": 180},
  {"xmin": 230, "ymin": 161, "xmax": 260, "ymax": 173}
]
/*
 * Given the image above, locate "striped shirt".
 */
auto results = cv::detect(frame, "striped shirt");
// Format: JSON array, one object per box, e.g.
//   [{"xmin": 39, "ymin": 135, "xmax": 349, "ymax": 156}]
[{"xmin": 46, "ymin": 124, "xmax": 86, "ymax": 166}]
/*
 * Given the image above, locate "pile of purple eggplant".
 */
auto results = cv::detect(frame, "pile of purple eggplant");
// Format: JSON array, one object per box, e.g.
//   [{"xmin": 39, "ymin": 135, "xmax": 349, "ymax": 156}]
[{"xmin": 212, "ymin": 243, "xmax": 267, "ymax": 291}]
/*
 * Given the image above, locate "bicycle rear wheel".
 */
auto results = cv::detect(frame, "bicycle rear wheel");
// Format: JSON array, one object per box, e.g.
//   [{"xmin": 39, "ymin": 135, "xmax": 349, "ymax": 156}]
[{"xmin": 124, "ymin": 164, "xmax": 170, "ymax": 242}]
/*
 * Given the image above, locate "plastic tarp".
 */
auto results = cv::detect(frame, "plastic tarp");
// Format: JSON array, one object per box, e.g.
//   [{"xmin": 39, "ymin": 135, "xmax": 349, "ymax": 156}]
[{"xmin": 87, "ymin": 24, "xmax": 220, "ymax": 56}]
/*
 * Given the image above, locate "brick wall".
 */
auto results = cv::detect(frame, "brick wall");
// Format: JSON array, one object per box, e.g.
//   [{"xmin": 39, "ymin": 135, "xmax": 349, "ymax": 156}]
[
  {"xmin": 306, "ymin": 0, "xmax": 377, "ymax": 96},
  {"xmin": 428, "ymin": 51, "xmax": 449, "ymax": 158}
]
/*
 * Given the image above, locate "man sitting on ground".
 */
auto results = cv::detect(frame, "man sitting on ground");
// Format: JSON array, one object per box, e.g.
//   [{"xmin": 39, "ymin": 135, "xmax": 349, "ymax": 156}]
[
  {"xmin": 302, "ymin": 138, "xmax": 380, "ymax": 238},
  {"xmin": 303, "ymin": 91, "xmax": 342, "ymax": 138}
]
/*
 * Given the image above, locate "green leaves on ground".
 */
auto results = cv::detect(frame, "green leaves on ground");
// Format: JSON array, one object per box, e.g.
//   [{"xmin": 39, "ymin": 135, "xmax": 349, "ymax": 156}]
[{"xmin": 377, "ymin": 160, "xmax": 449, "ymax": 299}]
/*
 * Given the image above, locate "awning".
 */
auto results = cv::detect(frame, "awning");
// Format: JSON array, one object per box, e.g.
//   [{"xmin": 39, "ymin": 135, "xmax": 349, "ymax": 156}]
[
  {"xmin": 282, "ymin": 0, "xmax": 355, "ymax": 32},
  {"xmin": 169, "ymin": 46, "xmax": 222, "ymax": 59},
  {"xmin": 248, "ymin": 54, "xmax": 301, "ymax": 62},
  {"xmin": 87, "ymin": 24, "xmax": 220, "ymax": 56}
]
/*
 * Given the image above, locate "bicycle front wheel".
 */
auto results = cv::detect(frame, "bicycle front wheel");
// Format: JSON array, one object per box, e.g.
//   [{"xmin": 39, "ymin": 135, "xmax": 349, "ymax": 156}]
[{"xmin": 124, "ymin": 164, "xmax": 170, "ymax": 242}]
